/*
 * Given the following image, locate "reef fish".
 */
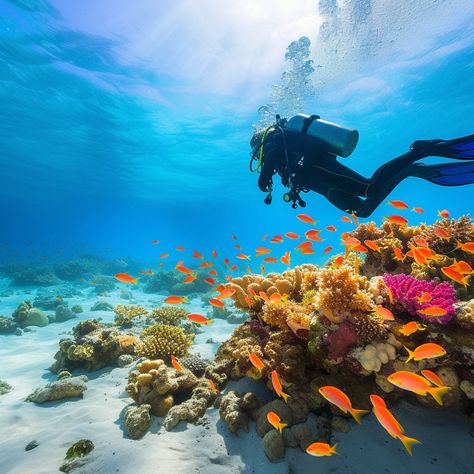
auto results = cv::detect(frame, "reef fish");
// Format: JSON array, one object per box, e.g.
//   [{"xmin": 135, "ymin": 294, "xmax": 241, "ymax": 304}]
[
  {"xmin": 373, "ymin": 306, "xmax": 395, "ymax": 321},
  {"xmin": 208, "ymin": 379, "xmax": 218, "ymax": 395},
  {"xmin": 415, "ymin": 292, "xmax": 432, "ymax": 303},
  {"xmin": 114, "ymin": 273, "xmax": 138, "ymax": 284},
  {"xmin": 340, "ymin": 215, "xmax": 352, "ymax": 223},
  {"xmin": 404, "ymin": 343, "xmax": 446, "ymax": 363},
  {"xmin": 306, "ymin": 442, "xmax": 337, "ymax": 457},
  {"xmin": 412, "ymin": 207, "xmax": 424, "ymax": 213},
  {"xmin": 370, "ymin": 394, "xmax": 421, "ymax": 456},
  {"xmin": 285, "ymin": 232, "xmax": 300, "ymax": 239},
  {"xmin": 421, "ymin": 370, "xmax": 449, "ymax": 388},
  {"xmin": 399, "ymin": 321, "xmax": 426, "ymax": 337},
  {"xmin": 387, "ymin": 371, "xmax": 450, "ymax": 405},
  {"xmin": 263, "ymin": 257, "xmax": 278, "ymax": 263},
  {"xmin": 164, "ymin": 295, "xmax": 188, "ymax": 304},
  {"xmin": 441, "ymin": 266, "xmax": 470, "ymax": 287},
  {"xmin": 209, "ymin": 298, "xmax": 225, "ymax": 308},
  {"xmin": 326, "ymin": 225, "xmax": 337, "ymax": 232},
  {"xmin": 267, "ymin": 411, "xmax": 287, "ymax": 433},
  {"xmin": 364, "ymin": 240, "xmax": 381, "ymax": 252},
  {"xmin": 271, "ymin": 370, "xmax": 289, "ymax": 403},
  {"xmin": 187, "ymin": 314, "xmax": 213, "ymax": 325},
  {"xmin": 323, "ymin": 246, "xmax": 333, "ymax": 254},
  {"xmin": 297, "ymin": 213, "xmax": 316, "ymax": 225},
  {"xmin": 456, "ymin": 241, "xmax": 474, "ymax": 254},
  {"xmin": 385, "ymin": 215, "xmax": 408, "ymax": 226},
  {"xmin": 270, "ymin": 235, "xmax": 284, "ymax": 244},
  {"xmin": 280, "ymin": 251, "xmax": 291, "ymax": 265},
  {"xmin": 318, "ymin": 386, "xmax": 368, "ymax": 424},
  {"xmin": 171, "ymin": 355, "xmax": 183, "ymax": 372},
  {"xmin": 217, "ymin": 288, "xmax": 236, "ymax": 300},
  {"xmin": 305, "ymin": 229, "xmax": 323, "ymax": 242},
  {"xmin": 417, "ymin": 306, "xmax": 448, "ymax": 317},
  {"xmin": 438, "ymin": 209, "xmax": 450, "ymax": 219},
  {"xmin": 183, "ymin": 274, "xmax": 197, "ymax": 283},
  {"xmin": 388, "ymin": 200, "xmax": 409, "ymax": 210},
  {"xmin": 249, "ymin": 352, "xmax": 265, "ymax": 372}
]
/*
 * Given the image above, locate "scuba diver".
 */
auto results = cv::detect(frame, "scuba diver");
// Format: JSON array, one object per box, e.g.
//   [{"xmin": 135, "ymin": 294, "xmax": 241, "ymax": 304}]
[{"xmin": 250, "ymin": 114, "xmax": 474, "ymax": 217}]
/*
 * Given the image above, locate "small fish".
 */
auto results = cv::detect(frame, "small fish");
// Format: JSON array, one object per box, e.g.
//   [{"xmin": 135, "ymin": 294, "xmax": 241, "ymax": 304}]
[
  {"xmin": 230, "ymin": 264, "xmax": 238, "ymax": 271},
  {"xmin": 208, "ymin": 269, "xmax": 218, "ymax": 276},
  {"xmin": 385, "ymin": 215, "xmax": 408, "ymax": 226},
  {"xmin": 164, "ymin": 295, "xmax": 188, "ymax": 305},
  {"xmin": 351, "ymin": 211, "xmax": 359, "ymax": 226},
  {"xmin": 187, "ymin": 314, "xmax": 213, "ymax": 325},
  {"xmin": 451, "ymin": 260, "xmax": 473, "ymax": 274},
  {"xmin": 364, "ymin": 240, "xmax": 381, "ymax": 252},
  {"xmin": 438, "ymin": 209, "xmax": 450, "ymax": 219},
  {"xmin": 264, "ymin": 257, "xmax": 278, "ymax": 263},
  {"xmin": 203, "ymin": 277, "xmax": 216, "ymax": 285},
  {"xmin": 217, "ymin": 288, "xmax": 236, "ymax": 300},
  {"xmin": 270, "ymin": 235, "xmax": 284, "ymax": 244},
  {"xmin": 434, "ymin": 227, "xmax": 450, "ymax": 240},
  {"xmin": 270, "ymin": 292, "xmax": 284, "ymax": 301},
  {"xmin": 208, "ymin": 379, "xmax": 218, "ymax": 395},
  {"xmin": 340, "ymin": 215, "xmax": 352, "ymax": 223},
  {"xmin": 417, "ymin": 306, "xmax": 448, "ymax": 318},
  {"xmin": 456, "ymin": 241, "xmax": 474, "ymax": 254},
  {"xmin": 404, "ymin": 342, "xmax": 446, "ymax": 363},
  {"xmin": 171, "ymin": 355, "xmax": 183, "ymax": 372},
  {"xmin": 211, "ymin": 250, "xmax": 218, "ymax": 258},
  {"xmin": 384, "ymin": 283, "xmax": 394, "ymax": 305},
  {"xmin": 323, "ymin": 246, "xmax": 333, "ymax": 254},
  {"xmin": 318, "ymin": 386, "xmax": 369, "ymax": 424},
  {"xmin": 260, "ymin": 263, "xmax": 265, "ymax": 275},
  {"xmin": 236, "ymin": 253, "xmax": 250, "ymax": 260},
  {"xmin": 305, "ymin": 229, "xmax": 323, "ymax": 242},
  {"xmin": 176, "ymin": 265, "xmax": 193, "ymax": 274},
  {"xmin": 388, "ymin": 200, "xmax": 409, "ymax": 210},
  {"xmin": 353, "ymin": 244, "xmax": 368, "ymax": 253},
  {"xmin": 248, "ymin": 287, "xmax": 257, "ymax": 297},
  {"xmin": 343, "ymin": 236, "xmax": 361, "ymax": 248},
  {"xmin": 297, "ymin": 213, "xmax": 316, "ymax": 225},
  {"xmin": 421, "ymin": 369, "xmax": 449, "ymax": 388},
  {"xmin": 280, "ymin": 251, "xmax": 291, "ymax": 265},
  {"xmin": 326, "ymin": 225, "xmax": 337, "ymax": 232},
  {"xmin": 159, "ymin": 253, "xmax": 170, "ymax": 259},
  {"xmin": 370, "ymin": 394, "xmax": 421, "ymax": 456},
  {"xmin": 271, "ymin": 370, "xmax": 289, "ymax": 402},
  {"xmin": 441, "ymin": 266, "xmax": 470, "ymax": 287},
  {"xmin": 333, "ymin": 255, "xmax": 345, "ymax": 268},
  {"xmin": 412, "ymin": 207, "xmax": 424, "ymax": 213},
  {"xmin": 267, "ymin": 411, "xmax": 287, "ymax": 433},
  {"xmin": 262, "ymin": 234, "xmax": 268, "ymax": 241},
  {"xmin": 184, "ymin": 274, "xmax": 197, "ymax": 283},
  {"xmin": 306, "ymin": 442, "xmax": 337, "ymax": 457},
  {"xmin": 387, "ymin": 371, "xmax": 450, "ymax": 405},
  {"xmin": 249, "ymin": 352, "xmax": 265, "ymax": 372},
  {"xmin": 232, "ymin": 235, "xmax": 237, "ymax": 240},
  {"xmin": 413, "ymin": 237, "xmax": 429, "ymax": 247},
  {"xmin": 285, "ymin": 232, "xmax": 299, "ymax": 239},
  {"xmin": 399, "ymin": 321, "xmax": 426, "ymax": 337},
  {"xmin": 157, "ymin": 263, "xmax": 164, "ymax": 269},
  {"xmin": 176, "ymin": 246, "xmax": 186, "ymax": 251},
  {"xmin": 209, "ymin": 298, "xmax": 225, "ymax": 308},
  {"xmin": 373, "ymin": 306, "xmax": 395, "ymax": 321},
  {"xmin": 115, "ymin": 273, "xmax": 138, "ymax": 284},
  {"xmin": 192, "ymin": 250, "xmax": 204, "ymax": 259},
  {"xmin": 224, "ymin": 258, "xmax": 230, "ymax": 266},
  {"xmin": 300, "ymin": 248, "xmax": 315, "ymax": 255},
  {"xmin": 151, "ymin": 239, "xmax": 160, "ymax": 245},
  {"xmin": 255, "ymin": 246, "xmax": 271, "ymax": 256},
  {"xmin": 393, "ymin": 247, "xmax": 406, "ymax": 262},
  {"xmin": 246, "ymin": 265, "xmax": 252, "ymax": 274},
  {"xmin": 259, "ymin": 291, "xmax": 270, "ymax": 302},
  {"xmin": 415, "ymin": 292, "xmax": 432, "ymax": 303}
]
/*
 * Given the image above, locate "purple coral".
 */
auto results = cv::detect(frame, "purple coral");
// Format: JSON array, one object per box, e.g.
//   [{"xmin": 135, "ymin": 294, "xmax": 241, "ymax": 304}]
[
  {"xmin": 327, "ymin": 321, "xmax": 359, "ymax": 359},
  {"xmin": 383, "ymin": 273, "xmax": 456, "ymax": 324}
]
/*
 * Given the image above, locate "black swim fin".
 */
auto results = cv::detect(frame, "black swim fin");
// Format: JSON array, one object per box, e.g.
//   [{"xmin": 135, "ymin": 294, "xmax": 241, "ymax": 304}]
[
  {"xmin": 411, "ymin": 134, "xmax": 474, "ymax": 159},
  {"xmin": 412, "ymin": 161, "xmax": 474, "ymax": 186}
]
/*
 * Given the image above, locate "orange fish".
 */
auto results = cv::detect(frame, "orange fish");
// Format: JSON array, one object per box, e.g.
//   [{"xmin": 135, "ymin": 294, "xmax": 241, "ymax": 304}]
[
  {"xmin": 259, "ymin": 291, "xmax": 270, "ymax": 302},
  {"xmin": 187, "ymin": 314, "xmax": 213, "ymax": 325},
  {"xmin": 225, "ymin": 275, "xmax": 232, "ymax": 281},
  {"xmin": 209, "ymin": 298, "xmax": 225, "ymax": 308},
  {"xmin": 270, "ymin": 292, "xmax": 284, "ymax": 301},
  {"xmin": 370, "ymin": 394, "xmax": 421, "ymax": 456},
  {"xmin": 388, "ymin": 200, "xmax": 409, "ymax": 210},
  {"xmin": 438, "ymin": 209, "xmax": 450, "ymax": 219},
  {"xmin": 208, "ymin": 379, "xmax": 218, "ymax": 395},
  {"xmin": 393, "ymin": 247, "xmax": 406, "ymax": 262},
  {"xmin": 373, "ymin": 306, "xmax": 395, "ymax": 321},
  {"xmin": 456, "ymin": 241, "xmax": 474, "ymax": 254},
  {"xmin": 384, "ymin": 283, "xmax": 394, "ymax": 305},
  {"xmin": 262, "ymin": 234, "xmax": 268, "ymax": 241},
  {"xmin": 413, "ymin": 237, "xmax": 429, "ymax": 247},
  {"xmin": 305, "ymin": 229, "xmax": 323, "ymax": 242},
  {"xmin": 285, "ymin": 232, "xmax": 299, "ymax": 239},
  {"xmin": 151, "ymin": 239, "xmax": 160, "ymax": 245},
  {"xmin": 306, "ymin": 442, "xmax": 337, "ymax": 457},
  {"xmin": 297, "ymin": 213, "xmax": 316, "ymax": 225},
  {"xmin": 246, "ymin": 265, "xmax": 252, "ymax": 274},
  {"xmin": 340, "ymin": 215, "xmax": 352, "ymax": 223},
  {"xmin": 192, "ymin": 250, "xmax": 204, "ymax": 259},
  {"xmin": 211, "ymin": 250, "xmax": 217, "ymax": 257},
  {"xmin": 280, "ymin": 251, "xmax": 291, "ymax": 265},
  {"xmin": 176, "ymin": 246, "xmax": 186, "ymax": 251},
  {"xmin": 387, "ymin": 371, "xmax": 450, "ymax": 405},
  {"xmin": 421, "ymin": 370, "xmax": 449, "ymax": 388},
  {"xmin": 434, "ymin": 227, "xmax": 450, "ymax": 240},
  {"xmin": 412, "ymin": 207, "xmax": 424, "ymax": 213},
  {"xmin": 255, "ymin": 247, "xmax": 271, "ymax": 256},
  {"xmin": 164, "ymin": 295, "xmax": 188, "ymax": 305},
  {"xmin": 248, "ymin": 287, "xmax": 257, "ymax": 297},
  {"xmin": 271, "ymin": 370, "xmax": 289, "ymax": 402},
  {"xmin": 171, "ymin": 355, "xmax": 183, "ymax": 372},
  {"xmin": 399, "ymin": 321, "xmax": 426, "ymax": 337},
  {"xmin": 203, "ymin": 277, "xmax": 216, "ymax": 285},
  {"xmin": 267, "ymin": 411, "xmax": 287, "ymax": 434},
  {"xmin": 385, "ymin": 215, "xmax": 408, "ymax": 226},
  {"xmin": 353, "ymin": 244, "xmax": 368, "ymax": 253},
  {"xmin": 270, "ymin": 235, "xmax": 284, "ymax": 243},
  {"xmin": 415, "ymin": 292, "xmax": 432, "ymax": 303},
  {"xmin": 333, "ymin": 255, "xmax": 345, "ymax": 268},
  {"xmin": 159, "ymin": 253, "xmax": 169, "ymax": 259},
  {"xmin": 364, "ymin": 240, "xmax": 381, "ymax": 252},
  {"xmin": 209, "ymin": 269, "xmax": 218, "ymax": 276},
  {"xmin": 249, "ymin": 353, "xmax": 265, "ymax": 372},
  {"xmin": 184, "ymin": 274, "xmax": 197, "ymax": 284},
  {"xmin": 343, "ymin": 236, "xmax": 361, "ymax": 248},
  {"xmin": 323, "ymin": 246, "xmax": 333, "ymax": 254},
  {"xmin": 260, "ymin": 263, "xmax": 265, "ymax": 275},
  {"xmin": 230, "ymin": 264, "xmax": 238, "ymax": 271},
  {"xmin": 223, "ymin": 258, "xmax": 230, "ymax": 266},
  {"xmin": 176, "ymin": 265, "xmax": 193, "ymax": 274},
  {"xmin": 114, "ymin": 273, "xmax": 138, "ymax": 284},
  {"xmin": 318, "ymin": 386, "xmax": 368, "ymax": 424},
  {"xmin": 441, "ymin": 266, "xmax": 470, "ymax": 287},
  {"xmin": 264, "ymin": 257, "xmax": 278, "ymax": 263},
  {"xmin": 300, "ymin": 248, "xmax": 315, "ymax": 255},
  {"xmin": 326, "ymin": 225, "xmax": 337, "ymax": 232},
  {"xmin": 236, "ymin": 253, "xmax": 250, "ymax": 260},
  {"xmin": 450, "ymin": 260, "xmax": 473, "ymax": 274},
  {"xmin": 404, "ymin": 343, "xmax": 446, "ymax": 363},
  {"xmin": 417, "ymin": 306, "xmax": 448, "ymax": 318}
]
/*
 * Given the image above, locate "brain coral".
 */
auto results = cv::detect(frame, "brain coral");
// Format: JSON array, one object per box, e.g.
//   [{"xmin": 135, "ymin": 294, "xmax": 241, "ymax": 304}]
[{"xmin": 138, "ymin": 324, "xmax": 192, "ymax": 360}]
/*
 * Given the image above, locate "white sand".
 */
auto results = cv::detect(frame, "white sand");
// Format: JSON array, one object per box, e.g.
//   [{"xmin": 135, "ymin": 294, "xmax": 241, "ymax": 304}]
[{"xmin": 1, "ymin": 282, "xmax": 473, "ymax": 474}]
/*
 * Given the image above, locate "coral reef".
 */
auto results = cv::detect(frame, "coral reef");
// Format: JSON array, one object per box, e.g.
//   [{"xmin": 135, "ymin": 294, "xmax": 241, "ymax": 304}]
[
  {"xmin": 124, "ymin": 404, "xmax": 152, "ymax": 440},
  {"xmin": 114, "ymin": 304, "xmax": 149, "ymax": 327},
  {"xmin": 143, "ymin": 270, "xmax": 210, "ymax": 295},
  {"xmin": 12, "ymin": 301, "xmax": 49, "ymax": 328},
  {"xmin": 0, "ymin": 380, "xmax": 12, "ymax": 395},
  {"xmin": 0, "ymin": 316, "xmax": 17, "ymax": 334},
  {"xmin": 456, "ymin": 299, "xmax": 474, "ymax": 330},
  {"xmin": 26, "ymin": 375, "xmax": 88, "ymax": 403},
  {"xmin": 218, "ymin": 391, "xmax": 261, "ymax": 433},
  {"xmin": 137, "ymin": 324, "xmax": 192, "ymax": 361},
  {"xmin": 149, "ymin": 306, "xmax": 188, "ymax": 326},
  {"xmin": 59, "ymin": 439, "xmax": 95, "ymax": 473},
  {"xmin": 10, "ymin": 267, "xmax": 59, "ymax": 286},
  {"xmin": 90, "ymin": 300, "xmax": 113, "ymax": 311}
]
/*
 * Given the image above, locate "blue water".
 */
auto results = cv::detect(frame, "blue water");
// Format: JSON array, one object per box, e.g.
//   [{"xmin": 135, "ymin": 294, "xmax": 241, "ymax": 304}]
[{"xmin": 1, "ymin": 0, "xmax": 474, "ymax": 269}]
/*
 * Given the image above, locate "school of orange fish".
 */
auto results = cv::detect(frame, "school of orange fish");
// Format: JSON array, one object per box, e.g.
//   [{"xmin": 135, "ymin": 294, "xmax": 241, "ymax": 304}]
[{"xmin": 113, "ymin": 200, "xmax": 474, "ymax": 459}]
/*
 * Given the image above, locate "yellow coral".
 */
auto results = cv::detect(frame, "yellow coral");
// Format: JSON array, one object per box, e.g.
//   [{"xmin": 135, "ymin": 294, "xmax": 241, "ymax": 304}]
[
  {"xmin": 118, "ymin": 334, "xmax": 140, "ymax": 353},
  {"xmin": 149, "ymin": 306, "xmax": 188, "ymax": 326},
  {"xmin": 348, "ymin": 312, "xmax": 388, "ymax": 344},
  {"xmin": 456, "ymin": 299, "xmax": 474, "ymax": 330},
  {"xmin": 114, "ymin": 304, "xmax": 149, "ymax": 326},
  {"xmin": 138, "ymin": 324, "xmax": 192, "ymax": 360}
]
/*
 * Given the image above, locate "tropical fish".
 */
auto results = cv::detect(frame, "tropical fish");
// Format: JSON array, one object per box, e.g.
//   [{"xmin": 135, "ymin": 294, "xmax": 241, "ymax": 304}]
[
  {"xmin": 285, "ymin": 232, "xmax": 299, "ymax": 239},
  {"xmin": 318, "ymin": 386, "xmax": 369, "ymax": 424},
  {"xmin": 249, "ymin": 353, "xmax": 265, "ymax": 372},
  {"xmin": 270, "ymin": 292, "xmax": 284, "ymax": 301},
  {"xmin": 176, "ymin": 265, "xmax": 193, "ymax": 274},
  {"xmin": 333, "ymin": 255, "xmax": 345, "ymax": 268},
  {"xmin": 404, "ymin": 342, "xmax": 446, "ymax": 363},
  {"xmin": 353, "ymin": 244, "xmax": 368, "ymax": 253},
  {"xmin": 255, "ymin": 246, "xmax": 271, "ymax": 256},
  {"xmin": 387, "ymin": 371, "xmax": 450, "ymax": 405},
  {"xmin": 159, "ymin": 253, "xmax": 170, "ymax": 259},
  {"xmin": 259, "ymin": 291, "xmax": 270, "ymax": 302},
  {"xmin": 438, "ymin": 209, "xmax": 450, "ymax": 219},
  {"xmin": 270, "ymin": 235, "xmax": 284, "ymax": 244},
  {"xmin": 234, "ymin": 245, "xmax": 242, "ymax": 250},
  {"xmin": 383, "ymin": 283, "xmax": 394, "ymax": 305},
  {"xmin": 267, "ymin": 411, "xmax": 287, "ymax": 433},
  {"xmin": 388, "ymin": 200, "xmax": 409, "ymax": 210},
  {"xmin": 305, "ymin": 229, "xmax": 323, "ymax": 242},
  {"xmin": 217, "ymin": 288, "xmax": 236, "ymax": 300},
  {"xmin": 385, "ymin": 215, "xmax": 408, "ymax": 226},
  {"xmin": 208, "ymin": 379, "xmax": 218, "ymax": 395},
  {"xmin": 343, "ymin": 236, "xmax": 361, "ymax": 248},
  {"xmin": 451, "ymin": 260, "xmax": 473, "ymax": 274},
  {"xmin": 417, "ymin": 306, "xmax": 448, "ymax": 318},
  {"xmin": 271, "ymin": 370, "xmax": 289, "ymax": 402},
  {"xmin": 261, "ymin": 263, "xmax": 265, "ymax": 275},
  {"xmin": 370, "ymin": 394, "xmax": 421, "ymax": 456},
  {"xmin": 399, "ymin": 321, "xmax": 426, "ymax": 337},
  {"xmin": 434, "ymin": 227, "xmax": 450, "ymax": 240},
  {"xmin": 393, "ymin": 247, "xmax": 406, "ymax": 262},
  {"xmin": 248, "ymin": 287, "xmax": 257, "ymax": 297},
  {"xmin": 280, "ymin": 251, "xmax": 291, "ymax": 265},
  {"xmin": 192, "ymin": 250, "xmax": 204, "ymax": 259},
  {"xmin": 262, "ymin": 234, "xmax": 268, "ymax": 241},
  {"xmin": 264, "ymin": 257, "xmax": 278, "ymax": 263},
  {"xmin": 297, "ymin": 213, "xmax": 316, "ymax": 225},
  {"xmin": 236, "ymin": 253, "xmax": 249, "ymax": 260},
  {"xmin": 351, "ymin": 211, "xmax": 359, "ymax": 226},
  {"xmin": 230, "ymin": 264, "xmax": 238, "ymax": 271},
  {"xmin": 413, "ymin": 237, "xmax": 429, "ymax": 247},
  {"xmin": 184, "ymin": 274, "xmax": 197, "ymax": 283},
  {"xmin": 364, "ymin": 240, "xmax": 381, "ymax": 252},
  {"xmin": 171, "ymin": 355, "xmax": 183, "ymax": 372},
  {"xmin": 373, "ymin": 306, "xmax": 395, "ymax": 321},
  {"xmin": 209, "ymin": 269, "xmax": 218, "ymax": 276},
  {"xmin": 326, "ymin": 225, "xmax": 337, "ymax": 232},
  {"xmin": 421, "ymin": 369, "xmax": 449, "ymax": 388},
  {"xmin": 300, "ymin": 248, "xmax": 315, "ymax": 255},
  {"xmin": 323, "ymin": 246, "xmax": 333, "ymax": 254},
  {"xmin": 209, "ymin": 298, "xmax": 225, "ymax": 308},
  {"xmin": 164, "ymin": 295, "xmax": 188, "ymax": 304},
  {"xmin": 203, "ymin": 277, "xmax": 216, "ymax": 285},
  {"xmin": 187, "ymin": 314, "xmax": 213, "ymax": 325},
  {"xmin": 456, "ymin": 241, "xmax": 474, "ymax": 254},
  {"xmin": 441, "ymin": 266, "xmax": 470, "ymax": 286},
  {"xmin": 211, "ymin": 250, "xmax": 217, "ymax": 257},
  {"xmin": 151, "ymin": 239, "xmax": 160, "ymax": 244},
  {"xmin": 306, "ymin": 442, "xmax": 337, "ymax": 457},
  {"xmin": 415, "ymin": 292, "xmax": 432, "ymax": 303},
  {"xmin": 176, "ymin": 246, "xmax": 186, "ymax": 251},
  {"xmin": 224, "ymin": 258, "xmax": 230, "ymax": 266},
  {"xmin": 114, "ymin": 273, "xmax": 138, "ymax": 284},
  {"xmin": 340, "ymin": 215, "xmax": 352, "ymax": 223}
]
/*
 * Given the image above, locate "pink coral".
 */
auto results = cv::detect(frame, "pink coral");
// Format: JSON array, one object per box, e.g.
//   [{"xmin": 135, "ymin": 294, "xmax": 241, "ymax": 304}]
[
  {"xmin": 327, "ymin": 321, "xmax": 359, "ymax": 359},
  {"xmin": 383, "ymin": 274, "xmax": 456, "ymax": 324}
]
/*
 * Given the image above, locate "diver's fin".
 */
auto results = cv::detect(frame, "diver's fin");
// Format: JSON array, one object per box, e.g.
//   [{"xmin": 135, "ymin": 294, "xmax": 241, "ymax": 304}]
[
  {"xmin": 411, "ymin": 134, "xmax": 474, "ymax": 159},
  {"xmin": 412, "ymin": 161, "xmax": 474, "ymax": 186}
]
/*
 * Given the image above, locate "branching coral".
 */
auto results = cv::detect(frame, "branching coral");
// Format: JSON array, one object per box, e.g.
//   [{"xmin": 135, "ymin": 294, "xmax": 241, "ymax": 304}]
[
  {"xmin": 114, "ymin": 304, "xmax": 149, "ymax": 327},
  {"xmin": 348, "ymin": 311, "xmax": 389, "ymax": 344},
  {"xmin": 138, "ymin": 324, "xmax": 192, "ymax": 360},
  {"xmin": 149, "ymin": 306, "xmax": 188, "ymax": 326},
  {"xmin": 261, "ymin": 300, "xmax": 310, "ymax": 337}
]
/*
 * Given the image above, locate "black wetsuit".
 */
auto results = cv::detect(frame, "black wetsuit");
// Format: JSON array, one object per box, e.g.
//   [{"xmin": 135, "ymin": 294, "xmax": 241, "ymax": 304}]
[{"xmin": 257, "ymin": 127, "xmax": 474, "ymax": 217}]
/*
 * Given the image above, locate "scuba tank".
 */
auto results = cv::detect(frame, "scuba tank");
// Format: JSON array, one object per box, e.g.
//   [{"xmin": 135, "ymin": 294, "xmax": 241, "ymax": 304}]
[{"xmin": 286, "ymin": 113, "xmax": 359, "ymax": 158}]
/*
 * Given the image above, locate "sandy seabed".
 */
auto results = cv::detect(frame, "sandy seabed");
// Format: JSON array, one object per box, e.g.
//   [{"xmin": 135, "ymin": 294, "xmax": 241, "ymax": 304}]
[{"xmin": 0, "ymin": 278, "xmax": 473, "ymax": 474}]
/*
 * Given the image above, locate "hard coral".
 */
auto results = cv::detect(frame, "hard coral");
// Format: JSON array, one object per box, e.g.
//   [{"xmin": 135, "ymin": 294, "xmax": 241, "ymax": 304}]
[
  {"xmin": 138, "ymin": 324, "xmax": 192, "ymax": 360},
  {"xmin": 383, "ymin": 273, "xmax": 456, "ymax": 324},
  {"xmin": 456, "ymin": 299, "xmax": 474, "ymax": 330},
  {"xmin": 149, "ymin": 306, "xmax": 188, "ymax": 325},
  {"xmin": 114, "ymin": 304, "xmax": 149, "ymax": 327}
]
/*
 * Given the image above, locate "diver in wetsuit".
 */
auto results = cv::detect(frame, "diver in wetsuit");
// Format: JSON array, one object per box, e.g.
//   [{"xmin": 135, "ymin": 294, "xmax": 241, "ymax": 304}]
[{"xmin": 250, "ymin": 114, "xmax": 474, "ymax": 217}]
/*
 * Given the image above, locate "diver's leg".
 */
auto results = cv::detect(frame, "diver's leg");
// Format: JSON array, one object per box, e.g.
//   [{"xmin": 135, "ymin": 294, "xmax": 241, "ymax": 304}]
[{"xmin": 325, "ymin": 189, "xmax": 366, "ymax": 214}]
